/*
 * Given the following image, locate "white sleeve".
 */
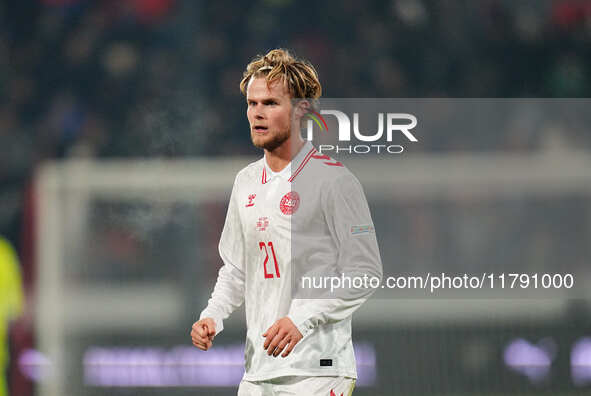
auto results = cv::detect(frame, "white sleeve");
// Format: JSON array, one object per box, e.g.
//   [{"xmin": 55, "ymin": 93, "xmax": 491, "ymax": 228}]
[
  {"xmin": 288, "ymin": 173, "xmax": 383, "ymax": 337},
  {"xmin": 199, "ymin": 176, "xmax": 245, "ymax": 334}
]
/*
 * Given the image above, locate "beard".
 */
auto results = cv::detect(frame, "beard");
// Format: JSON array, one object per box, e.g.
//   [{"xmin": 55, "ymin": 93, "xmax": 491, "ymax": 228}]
[{"xmin": 251, "ymin": 127, "xmax": 290, "ymax": 152}]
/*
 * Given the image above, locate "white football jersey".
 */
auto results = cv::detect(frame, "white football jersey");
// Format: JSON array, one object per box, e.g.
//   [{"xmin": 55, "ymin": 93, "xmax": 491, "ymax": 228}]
[{"xmin": 200, "ymin": 141, "xmax": 382, "ymax": 381}]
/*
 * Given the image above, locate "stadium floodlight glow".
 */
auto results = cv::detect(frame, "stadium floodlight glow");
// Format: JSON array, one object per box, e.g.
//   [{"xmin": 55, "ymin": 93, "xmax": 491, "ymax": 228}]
[
  {"xmin": 571, "ymin": 337, "xmax": 591, "ymax": 386},
  {"xmin": 503, "ymin": 338, "xmax": 554, "ymax": 384},
  {"xmin": 18, "ymin": 349, "xmax": 52, "ymax": 382}
]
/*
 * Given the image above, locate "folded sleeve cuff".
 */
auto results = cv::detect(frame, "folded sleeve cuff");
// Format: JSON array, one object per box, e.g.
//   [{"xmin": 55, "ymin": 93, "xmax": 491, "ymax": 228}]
[{"xmin": 199, "ymin": 311, "xmax": 224, "ymax": 334}]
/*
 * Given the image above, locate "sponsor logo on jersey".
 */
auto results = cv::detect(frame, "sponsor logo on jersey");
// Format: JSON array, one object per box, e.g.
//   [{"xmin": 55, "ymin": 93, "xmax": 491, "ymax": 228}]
[
  {"xmin": 279, "ymin": 191, "xmax": 300, "ymax": 215},
  {"xmin": 256, "ymin": 217, "xmax": 269, "ymax": 231},
  {"xmin": 245, "ymin": 193, "xmax": 256, "ymax": 207}
]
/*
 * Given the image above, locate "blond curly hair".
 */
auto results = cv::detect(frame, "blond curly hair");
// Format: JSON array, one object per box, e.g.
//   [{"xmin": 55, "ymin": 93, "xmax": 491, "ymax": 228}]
[{"xmin": 239, "ymin": 48, "xmax": 322, "ymax": 99}]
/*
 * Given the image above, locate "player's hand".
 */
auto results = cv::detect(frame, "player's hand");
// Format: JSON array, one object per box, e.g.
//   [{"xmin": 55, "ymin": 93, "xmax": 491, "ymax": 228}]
[
  {"xmin": 191, "ymin": 318, "xmax": 216, "ymax": 351},
  {"xmin": 262, "ymin": 317, "xmax": 303, "ymax": 358}
]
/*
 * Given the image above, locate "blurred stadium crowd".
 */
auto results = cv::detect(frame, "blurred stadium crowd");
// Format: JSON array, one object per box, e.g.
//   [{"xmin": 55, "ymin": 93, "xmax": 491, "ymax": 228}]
[{"xmin": 2, "ymin": 0, "xmax": 591, "ymax": 245}]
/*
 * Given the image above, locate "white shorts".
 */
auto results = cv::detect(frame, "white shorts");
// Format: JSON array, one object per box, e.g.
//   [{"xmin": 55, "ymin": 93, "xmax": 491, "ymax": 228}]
[{"xmin": 237, "ymin": 376, "xmax": 356, "ymax": 396}]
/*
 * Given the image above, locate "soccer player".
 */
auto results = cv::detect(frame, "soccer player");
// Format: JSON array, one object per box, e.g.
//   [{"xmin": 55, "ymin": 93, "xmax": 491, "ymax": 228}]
[{"xmin": 191, "ymin": 48, "xmax": 382, "ymax": 395}]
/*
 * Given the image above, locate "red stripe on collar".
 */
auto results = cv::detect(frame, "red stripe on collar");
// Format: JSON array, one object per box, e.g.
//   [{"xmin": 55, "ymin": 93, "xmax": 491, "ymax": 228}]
[
  {"xmin": 261, "ymin": 166, "xmax": 269, "ymax": 184},
  {"xmin": 288, "ymin": 147, "xmax": 316, "ymax": 183}
]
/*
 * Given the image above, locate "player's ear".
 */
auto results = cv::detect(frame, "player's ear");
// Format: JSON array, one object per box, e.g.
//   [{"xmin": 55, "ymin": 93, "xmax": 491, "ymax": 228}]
[{"xmin": 294, "ymin": 99, "xmax": 310, "ymax": 119}]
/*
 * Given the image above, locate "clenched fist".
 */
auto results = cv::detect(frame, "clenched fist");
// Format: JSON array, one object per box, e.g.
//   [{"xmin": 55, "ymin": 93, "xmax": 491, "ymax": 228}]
[{"xmin": 191, "ymin": 318, "xmax": 216, "ymax": 351}]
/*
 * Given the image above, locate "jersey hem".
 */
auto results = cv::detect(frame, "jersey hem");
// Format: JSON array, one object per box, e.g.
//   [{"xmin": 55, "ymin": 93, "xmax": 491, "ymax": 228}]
[{"xmin": 242, "ymin": 369, "xmax": 357, "ymax": 382}]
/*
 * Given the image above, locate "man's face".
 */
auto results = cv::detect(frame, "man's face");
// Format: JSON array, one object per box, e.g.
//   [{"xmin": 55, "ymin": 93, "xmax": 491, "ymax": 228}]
[{"xmin": 246, "ymin": 77, "xmax": 293, "ymax": 152}]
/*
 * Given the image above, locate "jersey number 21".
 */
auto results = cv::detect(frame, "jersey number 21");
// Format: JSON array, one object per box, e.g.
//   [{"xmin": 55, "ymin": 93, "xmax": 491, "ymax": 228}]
[{"xmin": 259, "ymin": 241, "xmax": 280, "ymax": 279}]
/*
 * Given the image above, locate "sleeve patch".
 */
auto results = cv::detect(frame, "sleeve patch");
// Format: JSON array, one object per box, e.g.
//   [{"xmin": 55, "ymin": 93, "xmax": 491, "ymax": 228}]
[{"xmin": 350, "ymin": 224, "xmax": 375, "ymax": 236}]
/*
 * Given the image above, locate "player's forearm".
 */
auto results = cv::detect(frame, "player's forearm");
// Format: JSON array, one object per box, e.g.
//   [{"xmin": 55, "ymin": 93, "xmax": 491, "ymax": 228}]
[
  {"xmin": 199, "ymin": 263, "xmax": 245, "ymax": 333},
  {"xmin": 287, "ymin": 297, "xmax": 368, "ymax": 337},
  {"xmin": 288, "ymin": 239, "xmax": 382, "ymax": 336}
]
